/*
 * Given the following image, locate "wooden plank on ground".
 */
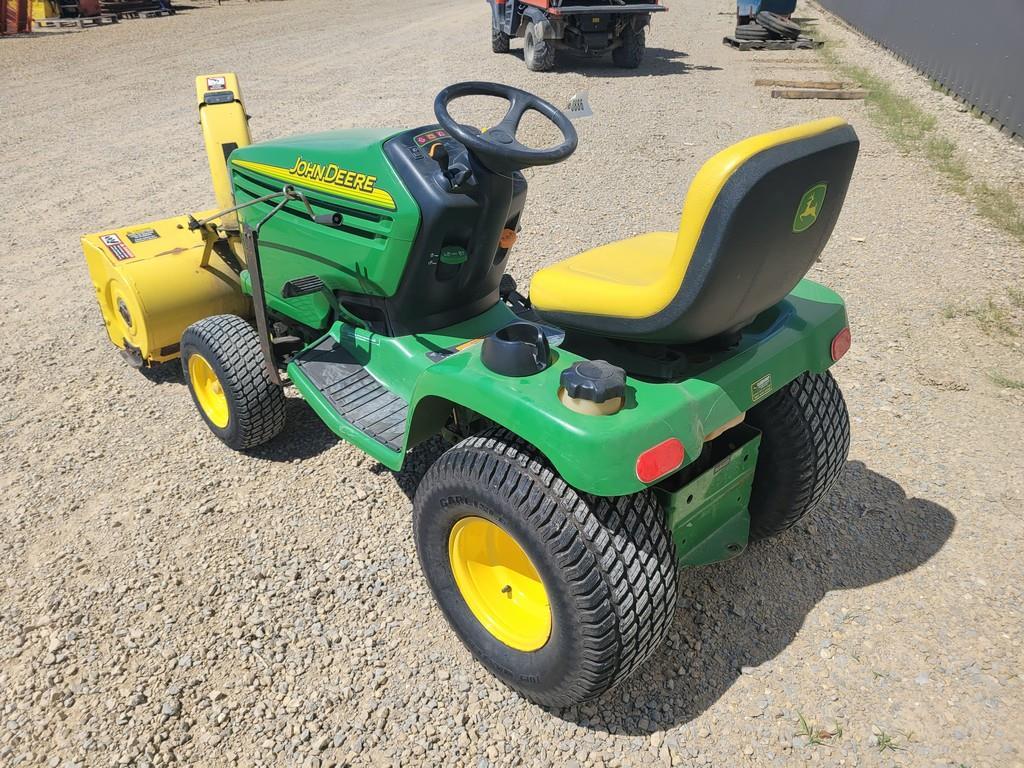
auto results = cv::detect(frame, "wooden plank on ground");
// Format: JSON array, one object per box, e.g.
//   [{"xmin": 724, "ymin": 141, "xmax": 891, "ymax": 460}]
[
  {"xmin": 755, "ymin": 79, "xmax": 855, "ymax": 90},
  {"xmin": 771, "ymin": 87, "xmax": 868, "ymax": 100}
]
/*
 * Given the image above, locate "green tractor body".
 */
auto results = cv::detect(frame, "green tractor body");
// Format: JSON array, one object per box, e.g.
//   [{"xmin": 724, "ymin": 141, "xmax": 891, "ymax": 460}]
[
  {"xmin": 82, "ymin": 76, "xmax": 858, "ymax": 706},
  {"xmin": 227, "ymin": 118, "xmax": 850, "ymax": 564}
]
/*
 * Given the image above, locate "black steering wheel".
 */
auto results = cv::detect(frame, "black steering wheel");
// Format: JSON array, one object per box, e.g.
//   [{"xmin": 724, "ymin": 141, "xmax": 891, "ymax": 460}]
[{"xmin": 433, "ymin": 81, "xmax": 578, "ymax": 174}]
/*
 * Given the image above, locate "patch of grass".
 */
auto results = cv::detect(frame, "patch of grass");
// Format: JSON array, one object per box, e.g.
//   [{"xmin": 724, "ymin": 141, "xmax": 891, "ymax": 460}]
[
  {"xmin": 940, "ymin": 302, "xmax": 961, "ymax": 319},
  {"xmin": 796, "ymin": 713, "xmax": 844, "ymax": 747},
  {"xmin": 875, "ymin": 730, "xmax": 904, "ymax": 752},
  {"xmin": 817, "ymin": 31, "xmax": 1024, "ymax": 246},
  {"xmin": 944, "ymin": 291, "xmax": 1024, "ymax": 339},
  {"xmin": 974, "ymin": 182, "xmax": 1024, "ymax": 242},
  {"xmin": 988, "ymin": 371, "xmax": 1024, "ymax": 389},
  {"xmin": 967, "ymin": 298, "xmax": 1019, "ymax": 337}
]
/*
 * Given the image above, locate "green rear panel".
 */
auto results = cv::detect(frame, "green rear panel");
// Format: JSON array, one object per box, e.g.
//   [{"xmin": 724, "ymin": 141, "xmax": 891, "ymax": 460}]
[
  {"xmin": 230, "ymin": 129, "xmax": 420, "ymax": 329},
  {"xmin": 655, "ymin": 426, "xmax": 760, "ymax": 566}
]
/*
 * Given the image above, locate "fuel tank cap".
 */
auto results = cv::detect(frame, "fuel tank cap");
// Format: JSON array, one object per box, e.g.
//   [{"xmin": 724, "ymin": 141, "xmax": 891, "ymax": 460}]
[{"xmin": 559, "ymin": 360, "xmax": 626, "ymax": 403}]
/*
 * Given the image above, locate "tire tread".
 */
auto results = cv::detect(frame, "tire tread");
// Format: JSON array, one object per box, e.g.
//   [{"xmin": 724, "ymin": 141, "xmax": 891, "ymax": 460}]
[
  {"xmin": 746, "ymin": 371, "xmax": 850, "ymax": 538},
  {"xmin": 416, "ymin": 428, "xmax": 678, "ymax": 706},
  {"xmin": 181, "ymin": 314, "xmax": 286, "ymax": 450}
]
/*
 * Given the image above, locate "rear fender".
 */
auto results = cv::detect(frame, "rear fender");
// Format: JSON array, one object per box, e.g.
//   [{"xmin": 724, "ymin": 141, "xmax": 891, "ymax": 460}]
[{"xmin": 518, "ymin": 7, "xmax": 561, "ymax": 39}]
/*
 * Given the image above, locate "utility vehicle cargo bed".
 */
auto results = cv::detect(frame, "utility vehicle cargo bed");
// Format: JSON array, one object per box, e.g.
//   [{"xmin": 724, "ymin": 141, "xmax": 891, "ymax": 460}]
[{"xmin": 550, "ymin": 4, "xmax": 665, "ymax": 13}]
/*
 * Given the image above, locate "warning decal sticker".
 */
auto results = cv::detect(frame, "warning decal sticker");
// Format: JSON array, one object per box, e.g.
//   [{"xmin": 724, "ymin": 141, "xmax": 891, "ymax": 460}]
[
  {"xmin": 206, "ymin": 76, "xmax": 227, "ymax": 91},
  {"xmin": 101, "ymin": 233, "xmax": 135, "ymax": 261},
  {"xmin": 126, "ymin": 228, "xmax": 159, "ymax": 243}
]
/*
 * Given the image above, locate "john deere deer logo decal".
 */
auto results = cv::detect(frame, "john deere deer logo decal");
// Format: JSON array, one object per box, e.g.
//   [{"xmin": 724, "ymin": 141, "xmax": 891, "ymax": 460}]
[{"xmin": 793, "ymin": 183, "xmax": 827, "ymax": 233}]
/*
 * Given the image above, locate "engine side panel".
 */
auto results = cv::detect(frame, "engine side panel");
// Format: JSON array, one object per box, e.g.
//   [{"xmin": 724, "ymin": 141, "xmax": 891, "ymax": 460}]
[{"xmin": 229, "ymin": 129, "xmax": 420, "ymax": 331}]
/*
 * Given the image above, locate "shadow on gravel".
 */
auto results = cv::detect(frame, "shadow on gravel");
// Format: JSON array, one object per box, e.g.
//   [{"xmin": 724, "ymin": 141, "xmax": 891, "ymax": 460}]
[
  {"xmin": 381, "ymin": 436, "xmax": 448, "ymax": 498},
  {"xmin": 135, "ymin": 363, "xmax": 343, "ymax": 462},
  {"xmin": 248, "ymin": 398, "xmax": 341, "ymax": 463},
  {"xmin": 139, "ymin": 361, "xmax": 184, "ymax": 385},
  {"xmin": 552, "ymin": 460, "xmax": 955, "ymax": 733},
  {"xmin": 506, "ymin": 47, "xmax": 719, "ymax": 78},
  {"xmin": 370, "ymin": 447, "xmax": 954, "ymax": 732}
]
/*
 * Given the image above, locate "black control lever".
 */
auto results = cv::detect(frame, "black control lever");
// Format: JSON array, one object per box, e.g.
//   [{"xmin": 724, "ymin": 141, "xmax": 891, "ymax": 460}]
[{"xmin": 430, "ymin": 142, "xmax": 473, "ymax": 191}]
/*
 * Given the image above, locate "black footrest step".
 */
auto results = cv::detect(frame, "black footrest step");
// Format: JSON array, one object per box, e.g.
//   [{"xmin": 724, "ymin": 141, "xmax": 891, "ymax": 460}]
[
  {"xmin": 282, "ymin": 275, "xmax": 326, "ymax": 298},
  {"xmin": 295, "ymin": 338, "xmax": 408, "ymax": 451}
]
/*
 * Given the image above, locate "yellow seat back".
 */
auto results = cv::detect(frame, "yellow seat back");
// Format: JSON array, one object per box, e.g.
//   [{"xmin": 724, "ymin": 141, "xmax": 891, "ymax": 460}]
[{"xmin": 532, "ymin": 117, "xmax": 860, "ymax": 344}]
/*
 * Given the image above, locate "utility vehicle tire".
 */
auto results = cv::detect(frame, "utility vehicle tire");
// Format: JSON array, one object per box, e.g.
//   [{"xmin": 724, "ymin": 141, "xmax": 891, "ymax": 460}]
[
  {"xmin": 612, "ymin": 25, "xmax": 646, "ymax": 68},
  {"xmin": 180, "ymin": 314, "xmax": 286, "ymax": 451},
  {"xmin": 734, "ymin": 22, "xmax": 771, "ymax": 41},
  {"xmin": 745, "ymin": 371, "xmax": 850, "ymax": 540},
  {"xmin": 756, "ymin": 11, "xmax": 801, "ymax": 40},
  {"xmin": 524, "ymin": 22, "xmax": 556, "ymax": 72},
  {"xmin": 492, "ymin": 24, "xmax": 510, "ymax": 53},
  {"xmin": 413, "ymin": 428, "xmax": 678, "ymax": 707}
]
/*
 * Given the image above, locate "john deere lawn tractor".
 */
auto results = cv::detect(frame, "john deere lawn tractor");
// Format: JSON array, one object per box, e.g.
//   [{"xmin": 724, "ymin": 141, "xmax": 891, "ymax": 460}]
[
  {"xmin": 83, "ymin": 75, "xmax": 858, "ymax": 706},
  {"xmin": 488, "ymin": 0, "xmax": 667, "ymax": 71}
]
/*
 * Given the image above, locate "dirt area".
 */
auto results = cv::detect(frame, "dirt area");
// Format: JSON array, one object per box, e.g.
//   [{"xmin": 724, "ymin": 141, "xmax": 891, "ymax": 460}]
[{"xmin": 1, "ymin": 1, "xmax": 1022, "ymax": 766}]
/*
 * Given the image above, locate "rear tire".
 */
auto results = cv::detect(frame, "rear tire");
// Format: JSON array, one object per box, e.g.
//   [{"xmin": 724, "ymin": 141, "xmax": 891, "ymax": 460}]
[
  {"xmin": 734, "ymin": 22, "xmax": 771, "ymax": 41},
  {"xmin": 612, "ymin": 25, "xmax": 645, "ymax": 68},
  {"xmin": 745, "ymin": 371, "xmax": 850, "ymax": 539},
  {"xmin": 757, "ymin": 10, "xmax": 801, "ymax": 40},
  {"xmin": 181, "ymin": 314, "xmax": 286, "ymax": 451},
  {"xmin": 414, "ymin": 428, "xmax": 678, "ymax": 707},
  {"xmin": 524, "ymin": 22, "xmax": 555, "ymax": 72}
]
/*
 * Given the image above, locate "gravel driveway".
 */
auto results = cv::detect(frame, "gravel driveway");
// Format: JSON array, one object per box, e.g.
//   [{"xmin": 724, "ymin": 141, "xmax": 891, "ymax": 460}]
[{"xmin": 1, "ymin": 1, "xmax": 1021, "ymax": 766}]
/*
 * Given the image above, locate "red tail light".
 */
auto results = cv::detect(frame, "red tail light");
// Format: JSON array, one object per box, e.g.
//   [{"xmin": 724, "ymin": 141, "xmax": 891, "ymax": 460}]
[
  {"xmin": 830, "ymin": 327, "xmax": 852, "ymax": 362},
  {"xmin": 636, "ymin": 438, "xmax": 685, "ymax": 484}
]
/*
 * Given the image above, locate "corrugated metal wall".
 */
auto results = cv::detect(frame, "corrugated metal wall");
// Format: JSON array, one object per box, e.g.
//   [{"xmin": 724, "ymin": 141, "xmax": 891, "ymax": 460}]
[{"xmin": 818, "ymin": 0, "xmax": 1024, "ymax": 140}]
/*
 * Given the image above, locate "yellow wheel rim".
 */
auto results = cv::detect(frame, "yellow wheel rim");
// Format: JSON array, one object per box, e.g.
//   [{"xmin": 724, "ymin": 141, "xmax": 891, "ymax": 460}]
[
  {"xmin": 188, "ymin": 353, "xmax": 230, "ymax": 429},
  {"xmin": 448, "ymin": 516, "xmax": 551, "ymax": 652}
]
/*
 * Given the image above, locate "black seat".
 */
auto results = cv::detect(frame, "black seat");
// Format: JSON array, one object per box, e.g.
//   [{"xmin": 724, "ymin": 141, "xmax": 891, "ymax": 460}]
[{"xmin": 530, "ymin": 118, "xmax": 859, "ymax": 344}]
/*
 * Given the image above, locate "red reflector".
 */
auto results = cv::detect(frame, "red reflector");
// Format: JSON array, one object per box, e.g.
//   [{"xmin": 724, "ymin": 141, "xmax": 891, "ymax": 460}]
[
  {"xmin": 830, "ymin": 327, "xmax": 852, "ymax": 362},
  {"xmin": 636, "ymin": 438, "xmax": 685, "ymax": 484}
]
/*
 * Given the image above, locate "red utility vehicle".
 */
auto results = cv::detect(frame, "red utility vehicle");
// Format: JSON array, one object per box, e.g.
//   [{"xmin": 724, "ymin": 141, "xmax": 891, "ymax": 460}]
[{"xmin": 488, "ymin": 0, "xmax": 667, "ymax": 71}]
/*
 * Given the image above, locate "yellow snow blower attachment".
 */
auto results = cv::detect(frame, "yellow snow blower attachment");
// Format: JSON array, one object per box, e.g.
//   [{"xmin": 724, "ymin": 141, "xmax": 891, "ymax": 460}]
[{"xmin": 81, "ymin": 73, "xmax": 252, "ymax": 366}]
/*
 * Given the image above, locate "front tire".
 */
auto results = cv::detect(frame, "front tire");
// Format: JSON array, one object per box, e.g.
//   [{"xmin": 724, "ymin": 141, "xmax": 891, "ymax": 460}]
[
  {"xmin": 181, "ymin": 314, "xmax": 286, "ymax": 451},
  {"xmin": 492, "ymin": 23, "xmax": 510, "ymax": 53},
  {"xmin": 413, "ymin": 428, "xmax": 678, "ymax": 707},
  {"xmin": 745, "ymin": 371, "xmax": 850, "ymax": 539},
  {"xmin": 523, "ymin": 21, "xmax": 555, "ymax": 72},
  {"xmin": 612, "ymin": 24, "xmax": 645, "ymax": 68}
]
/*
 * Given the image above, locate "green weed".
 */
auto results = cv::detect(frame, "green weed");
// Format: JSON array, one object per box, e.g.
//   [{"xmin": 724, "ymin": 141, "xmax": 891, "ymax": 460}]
[
  {"xmin": 875, "ymin": 730, "xmax": 904, "ymax": 752},
  {"xmin": 967, "ymin": 299, "xmax": 1019, "ymax": 337},
  {"xmin": 988, "ymin": 371, "xmax": 1024, "ymax": 390},
  {"xmin": 796, "ymin": 713, "xmax": 844, "ymax": 746}
]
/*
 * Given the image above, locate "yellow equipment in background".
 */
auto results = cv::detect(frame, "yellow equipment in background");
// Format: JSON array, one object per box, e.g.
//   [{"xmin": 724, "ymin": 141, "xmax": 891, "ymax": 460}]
[
  {"xmin": 82, "ymin": 73, "xmax": 252, "ymax": 366},
  {"xmin": 31, "ymin": 0, "xmax": 59, "ymax": 20}
]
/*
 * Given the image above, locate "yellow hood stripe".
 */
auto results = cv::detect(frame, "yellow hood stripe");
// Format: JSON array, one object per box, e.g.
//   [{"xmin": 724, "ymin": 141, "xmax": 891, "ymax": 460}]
[{"xmin": 231, "ymin": 158, "xmax": 396, "ymax": 211}]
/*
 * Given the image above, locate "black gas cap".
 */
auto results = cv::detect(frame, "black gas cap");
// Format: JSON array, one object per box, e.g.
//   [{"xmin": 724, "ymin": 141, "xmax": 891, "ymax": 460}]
[{"xmin": 560, "ymin": 360, "xmax": 626, "ymax": 403}]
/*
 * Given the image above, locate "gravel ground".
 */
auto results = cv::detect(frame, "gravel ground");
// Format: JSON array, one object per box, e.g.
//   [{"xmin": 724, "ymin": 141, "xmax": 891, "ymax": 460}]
[{"xmin": 1, "ymin": 1, "xmax": 1022, "ymax": 766}]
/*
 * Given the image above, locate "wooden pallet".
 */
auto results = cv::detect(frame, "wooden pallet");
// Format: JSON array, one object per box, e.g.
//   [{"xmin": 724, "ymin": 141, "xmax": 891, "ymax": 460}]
[
  {"xmin": 113, "ymin": 7, "xmax": 172, "ymax": 18},
  {"xmin": 723, "ymin": 35, "xmax": 822, "ymax": 51},
  {"xmin": 34, "ymin": 13, "xmax": 117, "ymax": 27}
]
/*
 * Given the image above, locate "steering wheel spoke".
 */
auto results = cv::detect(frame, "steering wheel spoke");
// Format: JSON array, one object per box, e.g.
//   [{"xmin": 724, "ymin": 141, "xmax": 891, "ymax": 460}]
[
  {"xmin": 494, "ymin": 93, "xmax": 531, "ymax": 134},
  {"xmin": 434, "ymin": 82, "xmax": 579, "ymax": 174}
]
